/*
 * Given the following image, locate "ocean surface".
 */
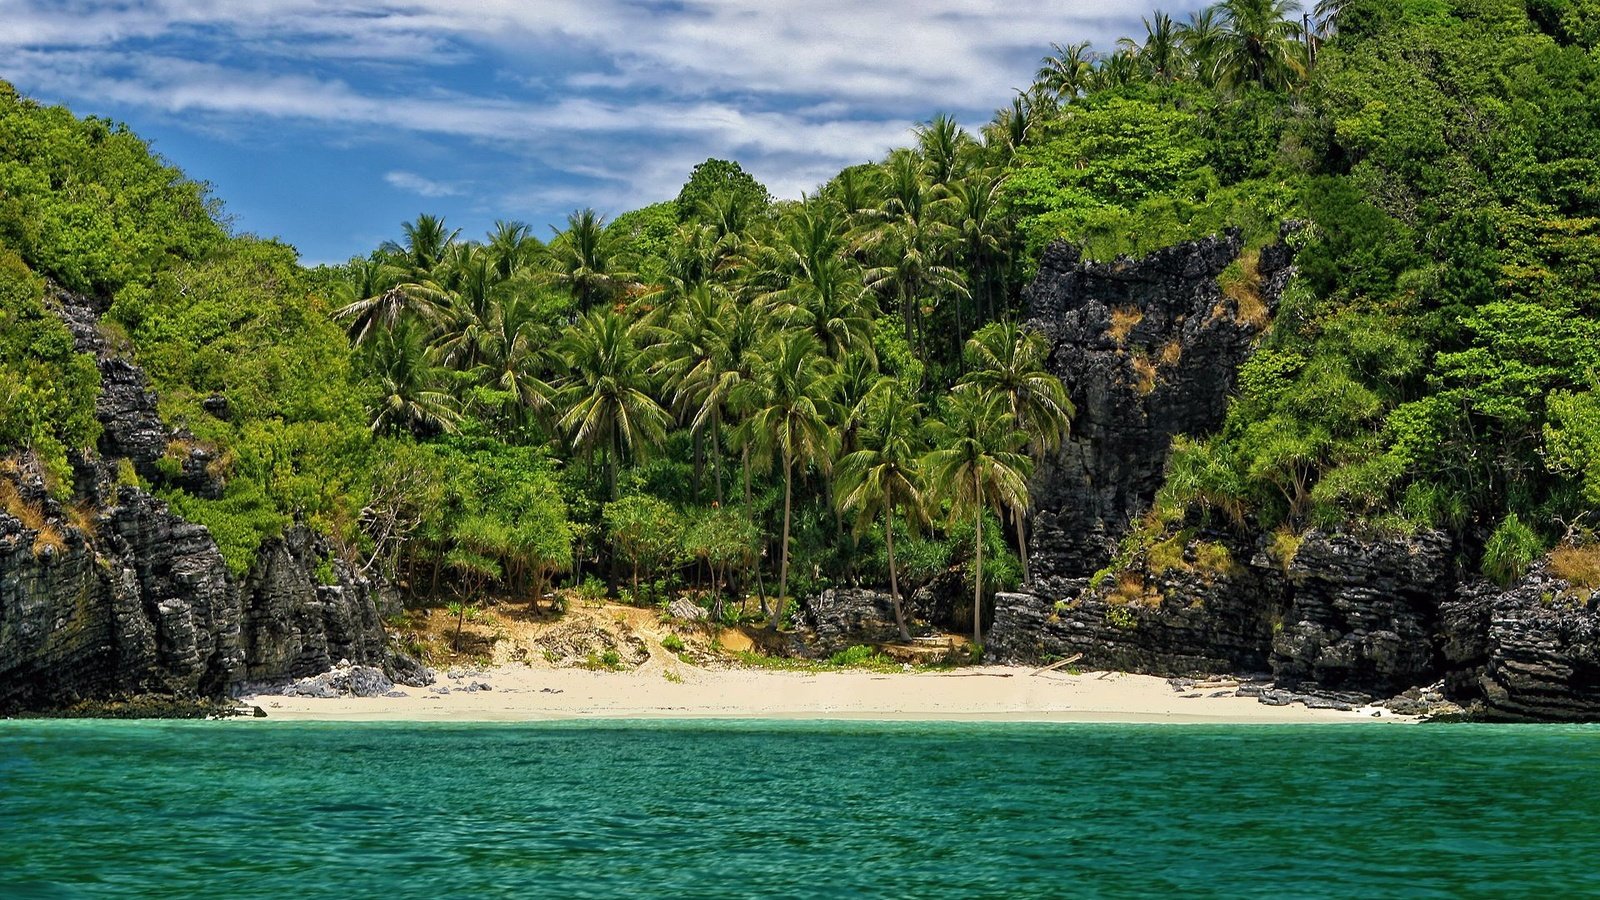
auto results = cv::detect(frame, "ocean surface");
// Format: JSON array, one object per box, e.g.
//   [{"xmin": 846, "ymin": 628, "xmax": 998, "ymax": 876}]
[{"xmin": 1, "ymin": 719, "xmax": 1597, "ymax": 898}]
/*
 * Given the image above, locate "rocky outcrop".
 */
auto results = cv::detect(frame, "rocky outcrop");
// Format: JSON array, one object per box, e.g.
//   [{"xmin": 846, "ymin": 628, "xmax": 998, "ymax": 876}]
[
  {"xmin": 1272, "ymin": 530, "xmax": 1454, "ymax": 697},
  {"xmin": 0, "ymin": 290, "xmax": 420, "ymax": 713},
  {"xmin": 1024, "ymin": 231, "xmax": 1295, "ymax": 579},
  {"xmin": 1473, "ymin": 568, "xmax": 1600, "ymax": 721}
]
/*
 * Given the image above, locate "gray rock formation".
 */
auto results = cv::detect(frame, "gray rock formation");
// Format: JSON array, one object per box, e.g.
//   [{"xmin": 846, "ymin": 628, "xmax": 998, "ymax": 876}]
[
  {"xmin": 0, "ymin": 289, "xmax": 421, "ymax": 713},
  {"xmin": 1024, "ymin": 231, "xmax": 1295, "ymax": 579},
  {"xmin": 1473, "ymin": 567, "xmax": 1600, "ymax": 721}
]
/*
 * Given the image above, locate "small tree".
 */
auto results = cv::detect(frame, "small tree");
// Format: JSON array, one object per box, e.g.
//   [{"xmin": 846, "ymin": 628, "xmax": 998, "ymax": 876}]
[
  {"xmin": 685, "ymin": 505, "xmax": 759, "ymax": 620},
  {"xmin": 604, "ymin": 494, "xmax": 684, "ymax": 598}
]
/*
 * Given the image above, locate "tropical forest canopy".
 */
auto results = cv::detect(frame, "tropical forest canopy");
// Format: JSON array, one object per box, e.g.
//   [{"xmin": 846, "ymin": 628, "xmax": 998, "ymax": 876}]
[{"xmin": 3, "ymin": 0, "xmax": 1600, "ymax": 639}]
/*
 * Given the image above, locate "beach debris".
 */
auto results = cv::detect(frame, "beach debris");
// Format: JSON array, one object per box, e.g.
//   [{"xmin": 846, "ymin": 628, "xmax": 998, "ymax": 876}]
[{"xmin": 1029, "ymin": 653, "xmax": 1083, "ymax": 676}]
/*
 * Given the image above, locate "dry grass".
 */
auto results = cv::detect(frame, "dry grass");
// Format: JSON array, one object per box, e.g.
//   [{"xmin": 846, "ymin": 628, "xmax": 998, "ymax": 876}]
[
  {"xmin": 1108, "ymin": 571, "xmax": 1163, "ymax": 610},
  {"xmin": 1107, "ymin": 306, "xmax": 1144, "ymax": 343},
  {"xmin": 1131, "ymin": 352, "xmax": 1159, "ymax": 396},
  {"xmin": 1269, "ymin": 527, "xmax": 1305, "ymax": 574},
  {"xmin": 66, "ymin": 500, "xmax": 99, "ymax": 541},
  {"xmin": 1220, "ymin": 249, "xmax": 1269, "ymax": 327},
  {"xmin": 1550, "ymin": 544, "xmax": 1600, "ymax": 589},
  {"xmin": 1158, "ymin": 339, "xmax": 1183, "ymax": 367},
  {"xmin": 0, "ymin": 479, "xmax": 66, "ymax": 556}
]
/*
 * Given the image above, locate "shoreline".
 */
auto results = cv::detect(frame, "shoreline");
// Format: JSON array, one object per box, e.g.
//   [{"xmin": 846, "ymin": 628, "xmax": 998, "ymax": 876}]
[{"xmin": 240, "ymin": 664, "xmax": 1417, "ymax": 725}]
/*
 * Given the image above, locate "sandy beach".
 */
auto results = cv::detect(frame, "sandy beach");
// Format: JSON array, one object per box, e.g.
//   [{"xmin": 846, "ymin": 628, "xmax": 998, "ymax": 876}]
[{"xmin": 244, "ymin": 664, "xmax": 1412, "ymax": 724}]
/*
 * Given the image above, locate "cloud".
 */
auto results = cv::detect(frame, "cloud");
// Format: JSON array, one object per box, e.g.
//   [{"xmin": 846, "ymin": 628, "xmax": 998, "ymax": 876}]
[
  {"xmin": 384, "ymin": 170, "xmax": 463, "ymax": 197},
  {"xmin": 0, "ymin": 0, "xmax": 1198, "ymax": 256}
]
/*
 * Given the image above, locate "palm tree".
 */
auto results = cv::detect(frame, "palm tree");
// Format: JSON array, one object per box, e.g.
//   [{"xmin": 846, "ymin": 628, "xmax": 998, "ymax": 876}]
[
  {"xmin": 738, "ymin": 331, "xmax": 837, "ymax": 627},
  {"xmin": 485, "ymin": 219, "xmax": 543, "ymax": 281},
  {"xmin": 558, "ymin": 308, "xmax": 670, "ymax": 499},
  {"xmin": 1179, "ymin": 7, "xmax": 1228, "ymax": 86},
  {"xmin": 366, "ymin": 320, "xmax": 461, "ymax": 437},
  {"xmin": 471, "ymin": 293, "xmax": 558, "ymax": 435},
  {"xmin": 1120, "ymin": 11, "xmax": 1184, "ymax": 83},
  {"xmin": 947, "ymin": 172, "xmax": 1012, "ymax": 328},
  {"xmin": 924, "ymin": 390, "xmax": 1032, "ymax": 645},
  {"xmin": 1214, "ymin": 0, "xmax": 1307, "ymax": 91},
  {"xmin": 545, "ymin": 208, "xmax": 636, "ymax": 308},
  {"xmin": 382, "ymin": 213, "xmax": 459, "ymax": 280},
  {"xmin": 854, "ymin": 151, "xmax": 966, "ymax": 355},
  {"xmin": 1035, "ymin": 41, "xmax": 1094, "ymax": 104},
  {"xmin": 916, "ymin": 114, "xmax": 973, "ymax": 186},
  {"xmin": 958, "ymin": 322, "xmax": 1074, "ymax": 582},
  {"xmin": 836, "ymin": 387, "xmax": 928, "ymax": 641},
  {"xmin": 772, "ymin": 255, "xmax": 878, "ymax": 363}
]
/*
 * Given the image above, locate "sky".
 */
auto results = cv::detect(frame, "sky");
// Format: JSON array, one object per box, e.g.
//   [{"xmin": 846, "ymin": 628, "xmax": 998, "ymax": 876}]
[{"xmin": 1, "ymin": 1, "xmax": 1204, "ymax": 265}]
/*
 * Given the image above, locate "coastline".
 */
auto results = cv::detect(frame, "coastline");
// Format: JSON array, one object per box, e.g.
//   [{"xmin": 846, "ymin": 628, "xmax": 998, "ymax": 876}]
[{"xmin": 240, "ymin": 664, "xmax": 1416, "ymax": 725}]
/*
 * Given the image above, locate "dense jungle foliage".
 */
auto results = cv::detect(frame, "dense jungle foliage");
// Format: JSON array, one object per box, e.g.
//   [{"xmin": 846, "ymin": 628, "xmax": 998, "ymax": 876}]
[{"xmin": 3, "ymin": 0, "xmax": 1599, "ymax": 639}]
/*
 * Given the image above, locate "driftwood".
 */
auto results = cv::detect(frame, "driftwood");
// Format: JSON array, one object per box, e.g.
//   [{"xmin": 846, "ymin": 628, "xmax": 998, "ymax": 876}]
[{"xmin": 1029, "ymin": 653, "xmax": 1083, "ymax": 676}]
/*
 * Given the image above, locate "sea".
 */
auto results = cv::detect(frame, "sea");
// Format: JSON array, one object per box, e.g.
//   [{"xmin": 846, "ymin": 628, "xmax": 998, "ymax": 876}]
[{"xmin": 1, "ymin": 719, "xmax": 1596, "ymax": 898}]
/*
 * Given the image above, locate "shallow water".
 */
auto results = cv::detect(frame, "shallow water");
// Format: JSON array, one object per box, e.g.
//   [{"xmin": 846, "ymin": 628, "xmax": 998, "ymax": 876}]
[{"xmin": 1, "ymin": 719, "xmax": 1596, "ymax": 898}]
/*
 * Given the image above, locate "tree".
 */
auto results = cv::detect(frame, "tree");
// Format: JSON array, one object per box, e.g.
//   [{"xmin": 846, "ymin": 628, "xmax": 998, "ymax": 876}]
[
  {"xmin": 1214, "ymin": 0, "xmax": 1307, "ymax": 90},
  {"xmin": 855, "ymin": 151, "xmax": 967, "ymax": 356},
  {"xmin": 558, "ymin": 309, "xmax": 670, "ymax": 499},
  {"xmin": 1035, "ymin": 41, "xmax": 1095, "ymax": 103},
  {"xmin": 365, "ymin": 320, "xmax": 460, "ymax": 437},
  {"xmin": 924, "ymin": 391, "xmax": 1032, "ymax": 645},
  {"xmin": 604, "ymin": 494, "xmax": 683, "ymax": 597},
  {"xmin": 959, "ymin": 321, "xmax": 1073, "ymax": 582},
  {"xmin": 545, "ymin": 208, "xmax": 635, "ymax": 308},
  {"xmin": 738, "ymin": 331, "xmax": 837, "ymax": 627},
  {"xmin": 836, "ymin": 386, "xmax": 928, "ymax": 640},
  {"xmin": 675, "ymin": 158, "xmax": 771, "ymax": 226}
]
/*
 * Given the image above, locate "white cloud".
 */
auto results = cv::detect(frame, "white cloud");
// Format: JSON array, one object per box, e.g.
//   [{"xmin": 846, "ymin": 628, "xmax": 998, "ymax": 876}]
[
  {"xmin": 0, "ymin": 0, "xmax": 1200, "ymax": 253},
  {"xmin": 384, "ymin": 170, "xmax": 463, "ymax": 197}
]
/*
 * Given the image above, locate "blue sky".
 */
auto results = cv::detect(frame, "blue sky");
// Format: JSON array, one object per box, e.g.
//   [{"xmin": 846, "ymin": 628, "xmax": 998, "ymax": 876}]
[{"xmin": 1, "ymin": 1, "xmax": 1203, "ymax": 265}]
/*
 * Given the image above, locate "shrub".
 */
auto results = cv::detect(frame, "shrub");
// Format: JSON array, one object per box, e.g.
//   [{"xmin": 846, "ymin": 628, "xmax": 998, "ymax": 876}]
[
  {"xmin": 1483, "ymin": 514, "xmax": 1543, "ymax": 586},
  {"xmin": 661, "ymin": 633, "xmax": 686, "ymax": 653}
]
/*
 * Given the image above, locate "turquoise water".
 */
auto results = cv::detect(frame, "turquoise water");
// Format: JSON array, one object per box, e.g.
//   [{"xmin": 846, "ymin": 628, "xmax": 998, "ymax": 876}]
[{"xmin": 2, "ymin": 721, "xmax": 1597, "ymax": 898}]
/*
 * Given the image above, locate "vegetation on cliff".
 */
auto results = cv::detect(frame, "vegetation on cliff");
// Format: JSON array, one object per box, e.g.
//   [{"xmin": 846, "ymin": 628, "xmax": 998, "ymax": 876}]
[{"xmin": 3, "ymin": 0, "xmax": 1599, "ymax": 629}]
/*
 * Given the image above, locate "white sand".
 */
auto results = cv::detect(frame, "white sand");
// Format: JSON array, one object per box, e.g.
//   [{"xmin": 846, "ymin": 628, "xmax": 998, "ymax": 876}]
[{"xmin": 243, "ymin": 665, "xmax": 1412, "ymax": 724}]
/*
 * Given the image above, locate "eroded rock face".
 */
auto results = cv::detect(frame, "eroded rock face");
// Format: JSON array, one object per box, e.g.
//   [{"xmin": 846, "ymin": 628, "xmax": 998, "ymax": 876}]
[
  {"xmin": 1474, "ymin": 569, "xmax": 1600, "ymax": 721},
  {"xmin": 1024, "ymin": 232, "xmax": 1295, "ymax": 580},
  {"xmin": 1272, "ymin": 530, "xmax": 1455, "ymax": 697},
  {"xmin": 987, "ymin": 534, "xmax": 1282, "ymax": 676},
  {"xmin": 0, "ymin": 290, "xmax": 418, "ymax": 713}
]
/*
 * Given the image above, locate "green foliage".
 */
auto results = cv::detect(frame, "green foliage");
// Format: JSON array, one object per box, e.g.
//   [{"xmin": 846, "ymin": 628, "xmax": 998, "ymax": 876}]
[
  {"xmin": 0, "ymin": 250, "xmax": 100, "ymax": 488},
  {"xmin": 0, "ymin": 84, "xmax": 224, "ymax": 295},
  {"xmin": 1483, "ymin": 514, "xmax": 1544, "ymax": 586},
  {"xmin": 604, "ymin": 494, "xmax": 685, "ymax": 592},
  {"xmin": 674, "ymin": 158, "xmax": 771, "ymax": 225}
]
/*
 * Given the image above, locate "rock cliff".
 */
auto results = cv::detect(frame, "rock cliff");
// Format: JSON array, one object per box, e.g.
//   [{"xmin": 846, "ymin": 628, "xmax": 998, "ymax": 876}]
[
  {"xmin": 984, "ymin": 234, "xmax": 1600, "ymax": 721},
  {"xmin": 0, "ymin": 290, "xmax": 422, "ymax": 713}
]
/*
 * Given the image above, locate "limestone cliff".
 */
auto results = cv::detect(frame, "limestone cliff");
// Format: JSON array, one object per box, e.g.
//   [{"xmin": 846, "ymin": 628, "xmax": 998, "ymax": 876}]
[
  {"xmin": 0, "ymin": 290, "xmax": 422, "ymax": 713},
  {"xmin": 985, "ymin": 234, "xmax": 1600, "ymax": 722}
]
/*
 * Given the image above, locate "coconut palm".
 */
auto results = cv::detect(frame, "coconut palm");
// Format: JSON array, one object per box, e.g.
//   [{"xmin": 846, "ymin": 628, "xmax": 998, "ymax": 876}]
[
  {"xmin": 485, "ymin": 219, "xmax": 543, "ymax": 281},
  {"xmin": 854, "ymin": 151, "xmax": 966, "ymax": 354},
  {"xmin": 545, "ymin": 208, "xmax": 636, "ymax": 308},
  {"xmin": 1035, "ymin": 41, "xmax": 1095, "ymax": 103},
  {"xmin": 471, "ymin": 293, "xmax": 558, "ymax": 434},
  {"xmin": 1179, "ymin": 7, "xmax": 1228, "ymax": 85},
  {"xmin": 737, "ymin": 331, "xmax": 837, "ymax": 627},
  {"xmin": 1120, "ymin": 11, "xmax": 1184, "ymax": 83},
  {"xmin": 557, "ymin": 308, "xmax": 670, "ymax": 499},
  {"xmin": 382, "ymin": 213, "xmax": 459, "ymax": 280},
  {"xmin": 958, "ymin": 321, "xmax": 1074, "ymax": 582},
  {"xmin": 366, "ymin": 320, "xmax": 461, "ymax": 437},
  {"xmin": 836, "ymin": 387, "xmax": 928, "ymax": 641},
  {"xmin": 916, "ymin": 114, "xmax": 973, "ymax": 187},
  {"xmin": 1214, "ymin": 0, "xmax": 1307, "ymax": 90},
  {"xmin": 947, "ymin": 172, "xmax": 1012, "ymax": 328},
  {"xmin": 924, "ymin": 390, "xmax": 1032, "ymax": 645}
]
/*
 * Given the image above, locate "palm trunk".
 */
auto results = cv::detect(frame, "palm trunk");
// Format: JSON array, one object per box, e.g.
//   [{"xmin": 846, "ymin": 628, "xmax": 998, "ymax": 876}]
[
  {"xmin": 773, "ymin": 450, "xmax": 793, "ymax": 631},
  {"xmin": 973, "ymin": 472, "xmax": 984, "ymax": 647},
  {"xmin": 1014, "ymin": 506, "xmax": 1031, "ymax": 585},
  {"xmin": 886, "ymin": 503, "xmax": 909, "ymax": 641},
  {"xmin": 745, "ymin": 446, "xmax": 767, "ymax": 617},
  {"xmin": 712, "ymin": 406, "xmax": 724, "ymax": 505}
]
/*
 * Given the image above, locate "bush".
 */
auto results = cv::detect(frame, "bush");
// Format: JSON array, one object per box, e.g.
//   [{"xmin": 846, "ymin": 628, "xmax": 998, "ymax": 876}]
[{"xmin": 1483, "ymin": 514, "xmax": 1544, "ymax": 586}]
